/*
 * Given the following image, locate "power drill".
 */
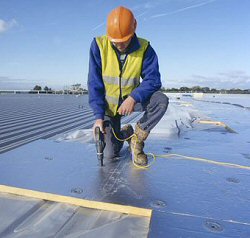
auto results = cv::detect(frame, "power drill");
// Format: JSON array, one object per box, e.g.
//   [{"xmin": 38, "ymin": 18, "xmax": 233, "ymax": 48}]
[{"xmin": 95, "ymin": 126, "xmax": 106, "ymax": 166}]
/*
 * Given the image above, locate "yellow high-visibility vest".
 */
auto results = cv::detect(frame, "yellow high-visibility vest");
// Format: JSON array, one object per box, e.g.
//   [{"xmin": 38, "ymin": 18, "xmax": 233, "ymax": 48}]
[{"xmin": 96, "ymin": 35, "xmax": 149, "ymax": 117}]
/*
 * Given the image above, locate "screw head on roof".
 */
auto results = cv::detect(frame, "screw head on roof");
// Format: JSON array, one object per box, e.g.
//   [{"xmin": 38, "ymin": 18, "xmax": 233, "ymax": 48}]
[
  {"xmin": 204, "ymin": 220, "xmax": 223, "ymax": 233},
  {"xmin": 226, "ymin": 177, "xmax": 240, "ymax": 184},
  {"xmin": 44, "ymin": 157, "xmax": 53, "ymax": 160},
  {"xmin": 150, "ymin": 200, "xmax": 167, "ymax": 209},
  {"xmin": 71, "ymin": 188, "xmax": 83, "ymax": 194}
]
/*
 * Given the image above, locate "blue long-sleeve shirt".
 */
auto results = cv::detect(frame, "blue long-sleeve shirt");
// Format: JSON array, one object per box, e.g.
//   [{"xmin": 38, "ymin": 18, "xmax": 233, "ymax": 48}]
[{"xmin": 88, "ymin": 34, "xmax": 162, "ymax": 120}]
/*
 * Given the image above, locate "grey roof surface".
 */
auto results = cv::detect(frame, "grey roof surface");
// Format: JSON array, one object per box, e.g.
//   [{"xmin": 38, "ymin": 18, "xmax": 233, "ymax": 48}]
[
  {"xmin": 0, "ymin": 94, "xmax": 141, "ymax": 154},
  {"xmin": 1, "ymin": 94, "xmax": 250, "ymax": 237}
]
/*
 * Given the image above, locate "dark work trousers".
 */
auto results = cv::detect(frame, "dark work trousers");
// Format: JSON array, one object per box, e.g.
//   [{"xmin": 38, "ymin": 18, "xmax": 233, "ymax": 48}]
[{"xmin": 103, "ymin": 91, "xmax": 169, "ymax": 159}]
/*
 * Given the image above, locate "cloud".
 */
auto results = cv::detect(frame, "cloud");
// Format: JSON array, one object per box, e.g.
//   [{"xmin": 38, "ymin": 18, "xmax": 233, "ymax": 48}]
[
  {"xmin": 132, "ymin": 1, "xmax": 161, "ymax": 20},
  {"xmin": 91, "ymin": 2, "xmax": 157, "ymax": 31},
  {"xmin": 165, "ymin": 70, "xmax": 250, "ymax": 89},
  {"xmin": 189, "ymin": 71, "xmax": 250, "ymax": 88},
  {"xmin": 218, "ymin": 71, "xmax": 250, "ymax": 82},
  {"xmin": 0, "ymin": 19, "xmax": 18, "ymax": 33},
  {"xmin": 0, "ymin": 76, "xmax": 36, "ymax": 90},
  {"xmin": 92, "ymin": 22, "xmax": 105, "ymax": 31},
  {"xmin": 151, "ymin": 0, "xmax": 216, "ymax": 19},
  {"xmin": 132, "ymin": 2, "xmax": 159, "ymax": 11},
  {"xmin": 137, "ymin": 11, "xmax": 148, "ymax": 18},
  {"xmin": 0, "ymin": 76, "xmax": 65, "ymax": 90}
]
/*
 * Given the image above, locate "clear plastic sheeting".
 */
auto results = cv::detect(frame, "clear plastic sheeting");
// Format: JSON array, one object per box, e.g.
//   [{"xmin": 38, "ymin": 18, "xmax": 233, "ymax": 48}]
[
  {"xmin": 0, "ymin": 193, "xmax": 150, "ymax": 238},
  {"xmin": 53, "ymin": 101, "xmax": 206, "ymax": 143}
]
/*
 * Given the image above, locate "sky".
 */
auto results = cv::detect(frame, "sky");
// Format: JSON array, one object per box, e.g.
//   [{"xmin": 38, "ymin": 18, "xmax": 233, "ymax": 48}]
[{"xmin": 0, "ymin": 0, "xmax": 249, "ymax": 90}]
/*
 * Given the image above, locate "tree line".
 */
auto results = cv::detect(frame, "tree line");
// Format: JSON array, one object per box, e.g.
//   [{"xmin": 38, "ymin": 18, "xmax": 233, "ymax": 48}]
[
  {"xmin": 161, "ymin": 86, "xmax": 250, "ymax": 94},
  {"xmin": 31, "ymin": 85, "xmax": 250, "ymax": 94},
  {"xmin": 31, "ymin": 84, "xmax": 88, "ymax": 94}
]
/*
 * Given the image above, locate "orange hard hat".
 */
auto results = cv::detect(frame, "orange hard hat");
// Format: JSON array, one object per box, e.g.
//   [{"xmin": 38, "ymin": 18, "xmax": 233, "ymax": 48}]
[{"xmin": 107, "ymin": 6, "xmax": 137, "ymax": 43}]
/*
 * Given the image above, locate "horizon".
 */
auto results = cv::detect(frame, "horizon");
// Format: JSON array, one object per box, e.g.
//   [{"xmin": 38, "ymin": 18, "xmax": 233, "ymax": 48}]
[
  {"xmin": 0, "ymin": 0, "xmax": 250, "ymax": 90},
  {"xmin": 0, "ymin": 84, "xmax": 250, "ymax": 93}
]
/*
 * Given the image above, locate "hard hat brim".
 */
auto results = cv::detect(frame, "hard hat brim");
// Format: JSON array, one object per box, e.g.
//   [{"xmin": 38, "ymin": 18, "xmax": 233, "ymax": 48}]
[{"xmin": 107, "ymin": 32, "xmax": 134, "ymax": 43}]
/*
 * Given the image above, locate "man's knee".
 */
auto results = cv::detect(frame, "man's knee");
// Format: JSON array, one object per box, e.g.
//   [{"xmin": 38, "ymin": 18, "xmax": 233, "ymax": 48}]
[{"xmin": 151, "ymin": 91, "xmax": 169, "ymax": 109}]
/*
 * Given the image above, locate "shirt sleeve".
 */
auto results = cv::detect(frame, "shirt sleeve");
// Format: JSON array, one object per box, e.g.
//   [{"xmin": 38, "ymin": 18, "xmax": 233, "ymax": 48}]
[
  {"xmin": 130, "ymin": 44, "xmax": 162, "ymax": 103},
  {"xmin": 87, "ymin": 38, "xmax": 106, "ymax": 120}
]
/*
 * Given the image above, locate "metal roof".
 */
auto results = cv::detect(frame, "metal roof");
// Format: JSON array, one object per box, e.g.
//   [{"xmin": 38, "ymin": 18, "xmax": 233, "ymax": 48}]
[{"xmin": 1, "ymin": 94, "xmax": 250, "ymax": 237}]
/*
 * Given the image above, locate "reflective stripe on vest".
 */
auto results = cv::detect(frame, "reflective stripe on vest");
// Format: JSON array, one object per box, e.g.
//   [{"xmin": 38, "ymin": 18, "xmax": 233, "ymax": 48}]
[{"xmin": 96, "ymin": 35, "xmax": 149, "ymax": 116}]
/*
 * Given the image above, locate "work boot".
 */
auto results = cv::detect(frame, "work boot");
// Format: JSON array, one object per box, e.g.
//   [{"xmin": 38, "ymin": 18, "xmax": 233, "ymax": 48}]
[
  {"xmin": 130, "ymin": 124, "xmax": 149, "ymax": 166},
  {"xmin": 120, "ymin": 124, "xmax": 134, "ymax": 144}
]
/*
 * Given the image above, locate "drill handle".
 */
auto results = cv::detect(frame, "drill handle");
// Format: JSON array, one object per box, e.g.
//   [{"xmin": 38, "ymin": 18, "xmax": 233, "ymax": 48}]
[{"xmin": 95, "ymin": 126, "xmax": 106, "ymax": 166}]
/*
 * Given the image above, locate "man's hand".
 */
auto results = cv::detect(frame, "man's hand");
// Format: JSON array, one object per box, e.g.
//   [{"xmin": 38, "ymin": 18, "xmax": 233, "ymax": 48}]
[
  {"xmin": 118, "ymin": 96, "xmax": 136, "ymax": 116},
  {"xmin": 93, "ymin": 119, "xmax": 105, "ymax": 139}
]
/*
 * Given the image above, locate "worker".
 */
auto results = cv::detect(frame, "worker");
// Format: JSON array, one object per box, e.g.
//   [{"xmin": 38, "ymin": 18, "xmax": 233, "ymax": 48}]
[{"xmin": 88, "ymin": 6, "xmax": 169, "ymax": 166}]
